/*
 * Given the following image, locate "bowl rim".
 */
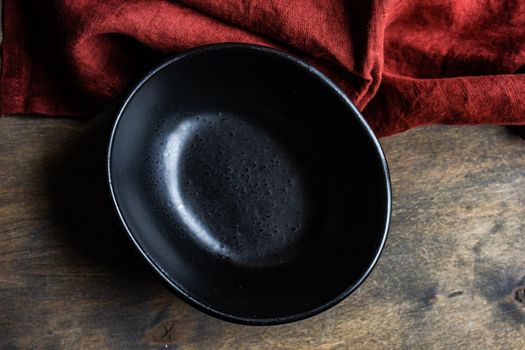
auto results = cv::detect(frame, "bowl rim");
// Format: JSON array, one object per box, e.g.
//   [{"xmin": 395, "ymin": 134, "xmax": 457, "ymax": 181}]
[{"xmin": 107, "ymin": 43, "xmax": 392, "ymax": 326}]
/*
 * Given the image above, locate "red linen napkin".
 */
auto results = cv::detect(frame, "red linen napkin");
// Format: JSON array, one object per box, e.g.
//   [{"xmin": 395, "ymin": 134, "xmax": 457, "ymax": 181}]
[{"xmin": 2, "ymin": 0, "xmax": 525, "ymax": 136}]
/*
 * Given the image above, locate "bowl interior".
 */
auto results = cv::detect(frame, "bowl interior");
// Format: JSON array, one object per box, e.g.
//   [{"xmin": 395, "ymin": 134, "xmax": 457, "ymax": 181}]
[{"xmin": 109, "ymin": 45, "xmax": 390, "ymax": 324}]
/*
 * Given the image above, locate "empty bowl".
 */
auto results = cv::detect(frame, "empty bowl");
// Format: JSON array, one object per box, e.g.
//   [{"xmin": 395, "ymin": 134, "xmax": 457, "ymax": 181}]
[{"xmin": 107, "ymin": 43, "xmax": 391, "ymax": 325}]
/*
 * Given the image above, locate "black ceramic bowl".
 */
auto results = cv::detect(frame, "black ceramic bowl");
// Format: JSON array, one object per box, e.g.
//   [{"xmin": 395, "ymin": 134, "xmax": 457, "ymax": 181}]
[{"xmin": 108, "ymin": 44, "xmax": 391, "ymax": 325}]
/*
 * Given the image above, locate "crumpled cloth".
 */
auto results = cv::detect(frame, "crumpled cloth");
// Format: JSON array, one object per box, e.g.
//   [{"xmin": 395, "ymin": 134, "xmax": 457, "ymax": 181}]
[{"xmin": 2, "ymin": 0, "xmax": 525, "ymax": 136}]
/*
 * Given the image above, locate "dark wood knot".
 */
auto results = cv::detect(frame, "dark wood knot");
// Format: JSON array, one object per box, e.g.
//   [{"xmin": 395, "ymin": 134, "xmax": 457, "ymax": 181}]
[{"xmin": 514, "ymin": 288, "xmax": 525, "ymax": 303}]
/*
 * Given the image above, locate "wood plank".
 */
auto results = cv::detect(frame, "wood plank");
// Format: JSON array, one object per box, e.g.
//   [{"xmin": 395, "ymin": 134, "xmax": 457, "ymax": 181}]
[{"xmin": 1, "ymin": 114, "xmax": 524, "ymax": 349}]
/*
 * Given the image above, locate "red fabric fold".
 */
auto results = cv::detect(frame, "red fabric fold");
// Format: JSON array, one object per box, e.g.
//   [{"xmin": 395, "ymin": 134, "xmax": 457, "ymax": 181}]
[{"xmin": 2, "ymin": 0, "xmax": 525, "ymax": 136}]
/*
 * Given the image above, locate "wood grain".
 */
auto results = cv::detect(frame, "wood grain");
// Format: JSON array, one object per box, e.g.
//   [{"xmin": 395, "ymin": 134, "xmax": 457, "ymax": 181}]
[{"xmin": 1, "ymin": 113, "xmax": 524, "ymax": 349}]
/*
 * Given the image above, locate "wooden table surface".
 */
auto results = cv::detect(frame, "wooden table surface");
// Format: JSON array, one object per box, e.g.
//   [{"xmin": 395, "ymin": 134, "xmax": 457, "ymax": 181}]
[{"xmin": 1, "ymin": 113, "xmax": 524, "ymax": 349}]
